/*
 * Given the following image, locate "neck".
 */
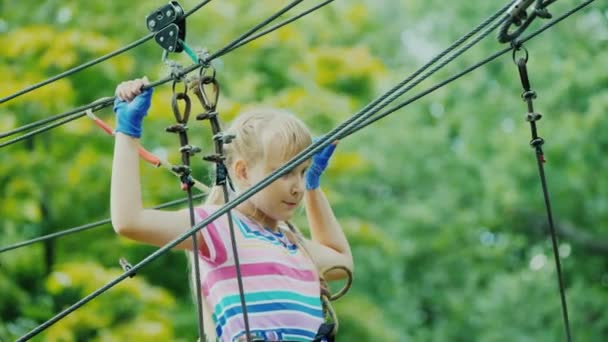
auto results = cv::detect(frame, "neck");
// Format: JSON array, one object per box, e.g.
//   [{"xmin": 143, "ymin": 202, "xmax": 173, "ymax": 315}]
[{"xmin": 236, "ymin": 202, "xmax": 278, "ymax": 231}]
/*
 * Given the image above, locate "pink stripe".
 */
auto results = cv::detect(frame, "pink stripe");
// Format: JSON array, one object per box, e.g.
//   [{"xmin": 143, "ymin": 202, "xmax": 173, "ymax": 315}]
[
  {"xmin": 203, "ymin": 273, "xmax": 320, "ymax": 298},
  {"xmin": 202, "ymin": 262, "xmax": 316, "ymax": 295},
  {"xmin": 233, "ymin": 240, "xmax": 318, "ymax": 275},
  {"xmin": 195, "ymin": 207, "xmax": 227, "ymax": 265},
  {"xmin": 220, "ymin": 312, "xmax": 323, "ymax": 341}
]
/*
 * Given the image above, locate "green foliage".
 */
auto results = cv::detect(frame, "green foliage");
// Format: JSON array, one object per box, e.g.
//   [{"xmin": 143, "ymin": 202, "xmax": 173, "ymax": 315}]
[{"xmin": 2, "ymin": 0, "xmax": 608, "ymax": 341}]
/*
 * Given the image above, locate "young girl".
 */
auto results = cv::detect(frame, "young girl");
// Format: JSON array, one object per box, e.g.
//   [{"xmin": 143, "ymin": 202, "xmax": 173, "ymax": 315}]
[{"xmin": 111, "ymin": 77, "xmax": 353, "ymax": 342}]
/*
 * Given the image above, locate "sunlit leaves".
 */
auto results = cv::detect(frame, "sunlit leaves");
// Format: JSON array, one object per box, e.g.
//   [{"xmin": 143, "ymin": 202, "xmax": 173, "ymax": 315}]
[
  {"xmin": 43, "ymin": 262, "xmax": 176, "ymax": 341},
  {"xmin": 334, "ymin": 295, "xmax": 401, "ymax": 342},
  {"xmin": 292, "ymin": 46, "xmax": 386, "ymax": 98}
]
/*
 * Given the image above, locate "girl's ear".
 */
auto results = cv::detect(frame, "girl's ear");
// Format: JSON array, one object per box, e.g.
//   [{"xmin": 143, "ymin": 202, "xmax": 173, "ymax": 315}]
[{"xmin": 234, "ymin": 158, "xmax": 248, "ymax": 186}]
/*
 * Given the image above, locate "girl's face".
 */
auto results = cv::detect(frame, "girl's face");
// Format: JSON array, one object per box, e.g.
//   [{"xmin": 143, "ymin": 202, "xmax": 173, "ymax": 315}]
[{"xmin": 243, "ymin": 152, "xmax": 310, "ymax": 229}]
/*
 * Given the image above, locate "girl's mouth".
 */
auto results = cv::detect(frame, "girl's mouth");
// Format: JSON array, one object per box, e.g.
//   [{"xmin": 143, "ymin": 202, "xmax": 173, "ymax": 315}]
[{"xmin": 283, "ymin": 201, "xmax": 297, "ymax": 208}]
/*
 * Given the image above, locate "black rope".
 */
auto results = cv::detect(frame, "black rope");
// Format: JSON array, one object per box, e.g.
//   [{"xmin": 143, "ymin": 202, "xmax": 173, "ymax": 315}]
[
  {"xmin": 335, "ymin": 5, "xmax": 593, "ymax": 339},
  {"xmin": 327, "ymin": 1, "xmax": 514, "ymax": 144},
  {"xmin": 0, "ymin": 74, "xmax": 200, "ymax": 149},
  {"xmin": 0, "ymin": 34, "xmax": 153, "ymax": 105},
  {"xmin": 0, "ymin": 97, "xmax": 112, "ymax": 140},
  {"xmin": 166, "ymin": 79, "xmax": 206, "ymax": 340},
  {"xmin": 0, "ymin": 97, "xmax": 114, "ymax": 148},
  {"xmin": 341, "ymin": 0, "xmax": 596, "ymax": 138},
  {"xmin": 193, "ymin": 69, "xmax": 252, "ymax": 341},
  {"xmin": 183, "ymin": 0, "xmax": 214, "ymax": 17},
  {"xmin": 0, "ymin": 112, "xmax": 86, "ymax": 149},
  {"xmin": 515, "ymin": 49, "xmax": 572, "ymax": 341},
  {"xmin": 0, "ymin": 194, "xmax": 205, "ymax": 254},
  {"xmin": 343, "ymin": 48, "xmax": 512, "ymax": 138},
  {"xmin": 339, "ymin": 9, "xmax": 507, "ymax": 138},
  {"xmin": 0, "ymin": 0, "xmax": 215, "ymax": 105},
  {"xmin": 16, "ymin": 1, "xmax": 595, "ymax": 340}
]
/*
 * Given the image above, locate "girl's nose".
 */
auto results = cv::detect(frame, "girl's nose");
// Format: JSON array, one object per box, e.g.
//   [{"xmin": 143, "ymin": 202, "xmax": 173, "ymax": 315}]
[{"xmin": 291, "ymin": 178, "xmax": 304, "ymax": 196}]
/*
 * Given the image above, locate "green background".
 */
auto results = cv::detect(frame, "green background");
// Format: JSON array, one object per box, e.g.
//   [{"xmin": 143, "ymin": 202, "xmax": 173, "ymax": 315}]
[{"xmin": 1, "ymin": 1, "xmax": 607, "ymax": 341}]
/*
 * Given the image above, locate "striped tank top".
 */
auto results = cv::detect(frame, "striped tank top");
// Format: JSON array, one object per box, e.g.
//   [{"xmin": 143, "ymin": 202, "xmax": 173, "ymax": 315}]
[{"xmin": 194, "ymin": 205, "xmax": 324, "ymax": 342}]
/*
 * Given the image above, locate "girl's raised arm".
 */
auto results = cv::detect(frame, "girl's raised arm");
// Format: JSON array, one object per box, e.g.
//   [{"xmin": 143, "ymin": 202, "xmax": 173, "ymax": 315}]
[
  {"xmin": 110, "ymin": 77, "xmax": 204, "ymax": 251},
  {"xmin": 303, "ymin": 141, "xmax": 354, "ymax": 279}
]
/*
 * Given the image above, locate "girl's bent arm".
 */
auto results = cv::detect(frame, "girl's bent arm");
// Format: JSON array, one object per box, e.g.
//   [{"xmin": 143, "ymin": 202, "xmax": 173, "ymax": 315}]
[
  {"xmin": 111, "ymin": 132, "xmax": 200, "ymax": 250},
  {"xmin": 304, "ymin": 188, "xmax": 353, "ymax": 279}
]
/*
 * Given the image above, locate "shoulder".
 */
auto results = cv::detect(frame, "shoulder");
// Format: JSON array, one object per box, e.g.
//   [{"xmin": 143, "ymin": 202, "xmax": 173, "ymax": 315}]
[
  {"xmin": 193, "ymin": 204, "xmax": 225, "ymax": 218},
  {"xmin": 192, "ymin": 205, "xmax": 236, "ymax": 231}
]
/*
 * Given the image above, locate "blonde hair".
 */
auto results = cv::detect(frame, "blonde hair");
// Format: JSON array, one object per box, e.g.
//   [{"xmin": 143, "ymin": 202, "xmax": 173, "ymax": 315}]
[{"xmin": 188, "ymin": 107, "xmax": 313, "ymax": 341}]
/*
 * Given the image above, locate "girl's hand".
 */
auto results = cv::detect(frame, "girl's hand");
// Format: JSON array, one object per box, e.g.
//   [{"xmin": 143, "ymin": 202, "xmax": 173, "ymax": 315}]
[
  {"xmin": 306, "ymin": 138, "xmax": 337, "ymax": 190},
  {"xmin": 113, "ymin": 77, "xmax": 153, "ymax": 138}
]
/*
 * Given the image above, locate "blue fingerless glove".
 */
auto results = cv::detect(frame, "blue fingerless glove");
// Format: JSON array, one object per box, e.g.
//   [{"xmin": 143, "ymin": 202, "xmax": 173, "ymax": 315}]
[
  {"xmin": 113, "ymin": 87, "xmax": 153, "ymax": 138},
  {"xmin": 306, "ymin": 139, "xmax": 337, "ymax": 190}
]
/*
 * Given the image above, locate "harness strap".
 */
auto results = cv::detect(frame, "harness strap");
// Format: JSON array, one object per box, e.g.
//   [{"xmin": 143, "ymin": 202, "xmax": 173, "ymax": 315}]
[{"xmin": 283, "ymin": 221, "xmax": 353, "ymax": 339}]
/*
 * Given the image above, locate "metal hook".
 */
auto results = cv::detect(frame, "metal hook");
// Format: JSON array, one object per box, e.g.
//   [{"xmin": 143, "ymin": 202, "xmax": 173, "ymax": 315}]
[
  {"xmin": 172, "ymin": 78, "xmax": 188, "ymax": 96},
  {"xmin": 172, "ymin": 91, "xmax": 191, "ymax": 124},
  {"xmin": 197, "ymin": 66, "xmax": 220, "ymax": 111},
  {"xmin": 512, "ymin": 42, "xmax": 529, "ymax": 64}
]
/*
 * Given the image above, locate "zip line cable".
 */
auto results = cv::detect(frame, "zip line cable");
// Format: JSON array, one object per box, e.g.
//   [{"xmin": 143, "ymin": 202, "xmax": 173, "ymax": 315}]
[
  {"xmin": 0, "ymin": 33, "xmax": 152, "ymax": 105},
  {"xmin": 0, "ymin": 97, "xmax": 109, "ymax": 139},
  {"xmin": 336, "ymin": 17, "xmax": 507, "ymax": 138},
  {"xmin": 0, "ymin": 0, "xmax": 215, "ymax": 105},
  {"xmin": 0, "ymin": 111, "xmax": 86, "ymax": 149},
  {"xmin": 15, "ymin": 1, "xmax": 594, "ymax": 340},
  {"xmin": 0, "ymin": 97, "xmax": 114, "ymax": 143},
  {"xmin": 334, "ymin": 8, "xmax": 508, "ymax": 138},
  {"xmin": 218, "ymin": 0, "xmax": 335, "ymax": 57},
  {"xmin": 202, "ymin": 0, "xmax": 304, "ymax": 62},
  {"xmin": 343, "ymin": 0, "xmax": 596, "ymax": 138},
  {"xmin": 0, "ymin": 194, "xmax": 206, "ymax": 254},
  {"xmin": 0, "ymin": 0, "xmax": 334, "ymax": 148}
]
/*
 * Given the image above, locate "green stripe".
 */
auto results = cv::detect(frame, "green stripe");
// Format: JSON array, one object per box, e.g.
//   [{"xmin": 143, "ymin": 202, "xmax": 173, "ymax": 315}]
[{"xmin": 214, "ymin": 291, "xmax": 321, "ymax": 317}]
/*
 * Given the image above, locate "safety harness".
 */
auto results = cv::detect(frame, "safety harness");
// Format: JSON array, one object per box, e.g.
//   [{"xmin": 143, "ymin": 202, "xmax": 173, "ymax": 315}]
[{"xmin": 283, "ymin": 222, "xmax": 353, "ymax": 342}]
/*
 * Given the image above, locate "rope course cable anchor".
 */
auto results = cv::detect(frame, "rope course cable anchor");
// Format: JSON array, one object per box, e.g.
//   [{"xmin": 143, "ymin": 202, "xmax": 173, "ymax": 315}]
[
  {"xmin": 118, "ymin": 257, "xmax": 136, "ymax": 278},
  {"xmin": 166, "ymin": 83, "xmax": 199, "ymax": 190},
  {"xmin": 165, "ymin": 76, "xmax": 207, "ymax": 339},
  {"xmin": 498, "ymin": 0, "xmax": 556, "ymax": 43},
  {"xmin": 512, "ymin": 44, "xmax": 572, "ymax": 342},
  {"xmin": 190, "ymin": 67, "xmax": 252, "ymax": 342}
]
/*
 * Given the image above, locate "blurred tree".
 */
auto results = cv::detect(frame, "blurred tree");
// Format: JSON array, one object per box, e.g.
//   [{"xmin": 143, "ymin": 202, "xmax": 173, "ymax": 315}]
[{"xmin": 1, "ymin": 0, "xmax": 607, "ymax": 341}]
